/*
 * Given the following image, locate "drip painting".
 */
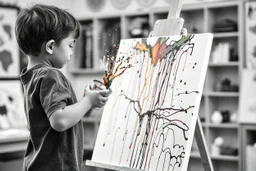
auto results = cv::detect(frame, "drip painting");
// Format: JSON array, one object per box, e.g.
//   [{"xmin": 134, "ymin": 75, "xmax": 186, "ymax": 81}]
[
  {"xmin": 0, "ymin": 7, "xmax": 20, "ymax": 78},
  {"xmin": 92, "ymin": 33, "xmax": 213, "ymax": 171},
  {"xmin": 0, "ymin": 81, "xmax": 27, "ymax": 129}
]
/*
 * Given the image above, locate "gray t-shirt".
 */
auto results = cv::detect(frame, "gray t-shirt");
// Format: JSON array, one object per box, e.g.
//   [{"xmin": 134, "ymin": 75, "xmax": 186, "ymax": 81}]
[{"xmin": 20, "ymin": 64, "xmax": 84, "ymax": 171}]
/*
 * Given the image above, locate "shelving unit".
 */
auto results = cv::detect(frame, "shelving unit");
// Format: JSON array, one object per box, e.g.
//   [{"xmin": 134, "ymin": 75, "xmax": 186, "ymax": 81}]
[
  {"xmin": 71, "ymin": 1, "xmax": 245, "ymax": 171},
  {"xmin": 186, "ymin": 2, "xmax": 243, "ymax": 171}
]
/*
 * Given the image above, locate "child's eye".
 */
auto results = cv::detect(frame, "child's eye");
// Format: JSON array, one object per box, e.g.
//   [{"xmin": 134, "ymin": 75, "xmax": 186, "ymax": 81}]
[{"xmin": 69, "ymin": 40, "xmax": 76, "ymax": 48}]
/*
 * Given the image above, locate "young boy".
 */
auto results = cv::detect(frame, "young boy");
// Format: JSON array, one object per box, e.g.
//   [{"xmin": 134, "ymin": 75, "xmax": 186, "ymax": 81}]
[{"xmin": 15, "ymin": 4, "xmax": 110, "ymax": 171}]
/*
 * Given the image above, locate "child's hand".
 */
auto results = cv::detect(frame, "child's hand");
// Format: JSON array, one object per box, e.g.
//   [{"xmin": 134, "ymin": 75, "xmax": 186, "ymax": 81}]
[{"xmin": 84, "ymin": 85, "xmax": 111, "ymax": 108}]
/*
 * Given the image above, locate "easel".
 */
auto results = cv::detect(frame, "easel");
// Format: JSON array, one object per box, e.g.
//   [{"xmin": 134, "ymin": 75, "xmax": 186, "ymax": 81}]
[{"xmin": 86, "ymin": 0, "xmax": 214, "ymax": 170}]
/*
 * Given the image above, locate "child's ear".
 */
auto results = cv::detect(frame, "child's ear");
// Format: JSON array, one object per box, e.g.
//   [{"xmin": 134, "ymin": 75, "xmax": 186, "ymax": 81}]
[{"xmin": 46, "ymin": 40, "xmax": 55, "ymax": 54}]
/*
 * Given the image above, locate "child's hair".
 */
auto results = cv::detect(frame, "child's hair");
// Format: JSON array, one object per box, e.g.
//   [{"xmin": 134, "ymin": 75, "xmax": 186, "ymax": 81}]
[{"xmin": 15, "ymin": 4, "xmax": 80, "ymax": 56}]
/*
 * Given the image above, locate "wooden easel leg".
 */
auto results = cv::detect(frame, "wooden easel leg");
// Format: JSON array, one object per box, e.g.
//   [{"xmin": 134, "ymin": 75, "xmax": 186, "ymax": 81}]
[{"xmin": 195, "ymin": 118, "xmax": 214, "ymax": 171}]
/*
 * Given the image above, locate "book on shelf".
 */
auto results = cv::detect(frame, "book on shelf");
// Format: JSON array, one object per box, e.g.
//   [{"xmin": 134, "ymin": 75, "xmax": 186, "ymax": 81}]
[
  {"xmin": 74, "ymin": 24, "xmax": 93, "ymax": 69},
  {"xmin": 211, "ymin": 42, "xmax": 230, "ymax": 63}
]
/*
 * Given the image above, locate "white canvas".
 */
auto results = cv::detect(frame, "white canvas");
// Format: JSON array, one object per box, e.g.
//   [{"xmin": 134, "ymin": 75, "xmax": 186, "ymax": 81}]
[
  {"xmin": 92, "ymin": 33, "xmax": 213, "ymax": 171},
  {"xmin": 0, "ymin": 8, "xmax": 20, "ymax": 78},
  {"xmin": 239, "ymin": 69, "xmax": 256, "ymax": 123}
]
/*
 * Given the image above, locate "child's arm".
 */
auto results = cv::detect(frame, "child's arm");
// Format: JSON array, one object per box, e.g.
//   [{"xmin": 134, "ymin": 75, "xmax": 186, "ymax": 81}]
[{"xmin": 49, "ymin": 87, "xmax": 110, "ymax": 132}]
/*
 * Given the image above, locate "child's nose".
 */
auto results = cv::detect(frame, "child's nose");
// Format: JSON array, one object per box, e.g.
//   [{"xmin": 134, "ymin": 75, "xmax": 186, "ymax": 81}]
[{"xmin": 70, "ymin": 49, "xmax": 73, "ymax": 55}]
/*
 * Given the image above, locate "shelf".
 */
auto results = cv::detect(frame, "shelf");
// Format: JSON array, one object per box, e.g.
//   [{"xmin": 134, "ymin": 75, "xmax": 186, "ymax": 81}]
[
  {"xmin": 0, "ymin": 128, "xmax": 29, "ymax": 145},
  {"xmin": 84, "ymin": 144, "xmax": 94, "ymax": 151},
  {"xmin": 0, "ymin": 136, "xmax": 28, "ymax": 143},
  {"xmin": 208, "ymin": 62, "xmax": 239, "ymax": 67},
  {"xmin": 206, "ymin": 92, "xmax": 239, "ymax": 97},
  {"xmin": 97, "ymin": 15, "xmax": 121, "ymax": 20},
  {"xmin": 213, "ymin": 32, "xmax": 239, "ymax": 38},
  {"xmin": 190, "ymin": 152, "xmax": 200, "ymax": 158},
  {"xmin": 211, "ymin": 154, "xmax": 239, "ymax": 161},
  {"xmin": 190, "ymin": 152, "xmax": 239, "ymax": 161},
  {"xmin": 208, "ymin": 123, "xmax": 239, "ymax": 129},
  {"xmin": 0, "ymin": 136, "xmax": 28, "ymax": 153}
]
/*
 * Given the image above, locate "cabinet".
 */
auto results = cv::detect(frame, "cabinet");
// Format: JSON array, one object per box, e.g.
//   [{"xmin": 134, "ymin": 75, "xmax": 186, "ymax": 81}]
[
  {"xmin": 241, "ymin": 124, "xmax": 256, "ymax": 171},
  {"xmin": 71, "ymin": 1, "xmax": 244, "ymax": 171}
]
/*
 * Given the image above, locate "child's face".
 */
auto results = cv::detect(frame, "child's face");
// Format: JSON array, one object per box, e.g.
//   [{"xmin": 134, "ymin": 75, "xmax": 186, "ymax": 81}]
[{"xmin": 51, "ymin": 33, "xmax": 76, "ymax": 68}]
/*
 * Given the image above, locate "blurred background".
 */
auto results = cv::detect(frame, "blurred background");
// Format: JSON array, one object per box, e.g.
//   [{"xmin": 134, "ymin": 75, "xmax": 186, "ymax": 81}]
[{"xmin": 0, "ymin": 0, "xmax": 256, "ymax": 171}]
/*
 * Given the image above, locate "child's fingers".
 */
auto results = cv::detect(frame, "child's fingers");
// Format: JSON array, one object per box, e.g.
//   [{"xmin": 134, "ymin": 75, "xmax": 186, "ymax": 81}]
[
  {"xmin": 98, "ymin": 90, "xmax": 111, "ymax": 97},
  {"xmin": 102, "ymin": 96, "xmax": 108, "ymax": 102},
  {"xmin": 95, "ymin": 96, "xmax": 108, "ymax": 107},
  {"xmin": 105, "ymin": 91, "xmax": 112, "ymax": 97},
  {"xmin": 98, "ymin": 96, "xmax": 108, "ymax": 106}
]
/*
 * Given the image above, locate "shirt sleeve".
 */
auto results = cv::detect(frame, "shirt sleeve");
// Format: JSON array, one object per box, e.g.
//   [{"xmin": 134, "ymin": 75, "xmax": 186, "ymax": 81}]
[{"xmin": 39, "ymin": 70, "xmax": 71, "ymax": 118}]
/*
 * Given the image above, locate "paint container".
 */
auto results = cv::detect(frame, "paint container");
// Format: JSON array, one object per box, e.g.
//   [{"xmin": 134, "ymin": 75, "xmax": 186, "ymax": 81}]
[{"xmin": 91, "ymin": 80, "xmax": 107, "ymax": 90}]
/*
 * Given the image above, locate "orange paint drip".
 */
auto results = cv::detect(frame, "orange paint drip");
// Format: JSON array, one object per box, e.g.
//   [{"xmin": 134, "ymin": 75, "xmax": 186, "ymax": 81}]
[
  {"xmin": 141, "ymin": 66, "xmax": 154, "ymax": 110},
  {"xmin": 152, "ymin": 43, "xmax": 160, "ymax": 66},
  {"xmin": 113, "ymin": 62, "xmax": 123, "ymax": 75}
]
